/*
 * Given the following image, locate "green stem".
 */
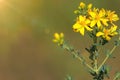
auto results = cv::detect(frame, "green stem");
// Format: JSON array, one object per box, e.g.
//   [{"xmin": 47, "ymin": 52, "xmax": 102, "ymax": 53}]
[
  {"xmin": 62, "ymin": 44, "xmax": 95, "ymax": 72},
  {"xmin": 94, "ymin": 58, "xmax": 98, "ymax": 73},
  {"xmin": 71, "ymin": 51, "xmax": 95, "ymax": 72},
  {"xmin": 93, "ymin": 36, "xmax": 98, "ymax": 73},
  {"xmin": 97, "ymin": 46, "xmax": 117, "ymax": 72},
  {"xmin": 113, "ymin": 73, "xmax": 120, "ymax": 80}
]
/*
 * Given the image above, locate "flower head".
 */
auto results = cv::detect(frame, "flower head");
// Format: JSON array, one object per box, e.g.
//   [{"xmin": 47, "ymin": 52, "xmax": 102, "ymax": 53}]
[
  {"xmin": 106, "ymin": 10, "xmax": 119, "ymax": 22},
  {"xmin": 96, "ymin": 25, "xmax": 118, "ymax": 40},
  {"xmin": 73, "ymin": 15, "xmax": 92, "ymax": 36},
  {"xmin": 79, "ymin": 2, "xmax": 85, "ymax": 9},
  {"xmin": 87, "ymin": 3, "xmax": 92, "ymax": 9},
  {"xmin": 73, "ymin": 2, "xmax": 119, "ymax": 38},
  {"xmin": 53, "ymin": 33, "xmax": 64, "ymax": 45},
  {"xmin": 89, "ymin": 8, "xmax": 108, "ymax": 28}
]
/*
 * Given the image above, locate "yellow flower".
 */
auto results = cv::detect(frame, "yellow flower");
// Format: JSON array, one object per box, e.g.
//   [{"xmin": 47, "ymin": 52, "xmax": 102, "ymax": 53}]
[
  {"xmin": 89, "ymin": 8, "xmax": 108, "ymax": 28},
  {"xmin": 74, "ymin": 10, "xmax": 79, "ymax": 14},
  {"xmin": 79, "ymin": 2, "xmax": 85, "ymax": 9},
  {"xmin": 73, "ymin": 15, "xmax": 92, "ymax": 36},
  {"xmin": 53, "ymin": 33, "xmax": 64, "ymax": 45},
  {"xmin": 87, "ymin": 3, "xmax": 92, "ymax": 12},
  {"xmin": 106, "ymin": 10, "xmax": 119, "ymax": 22},
  {"xmin": 87, "ymin": 3, "xmax": 92, "ymax": 9},
  {"xmin": 96, "ymin": 25, "xmax": 118, "ymax": 40}
]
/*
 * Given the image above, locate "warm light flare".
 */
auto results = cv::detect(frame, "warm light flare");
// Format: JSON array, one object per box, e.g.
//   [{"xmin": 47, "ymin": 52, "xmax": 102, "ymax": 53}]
[
  {"xmin": 0, "ymin": 0, "xmax": 4, "ymax": 2},
  {"xmin": 0, "ymin": 0, "xmax": 6, "ymax": 8}
]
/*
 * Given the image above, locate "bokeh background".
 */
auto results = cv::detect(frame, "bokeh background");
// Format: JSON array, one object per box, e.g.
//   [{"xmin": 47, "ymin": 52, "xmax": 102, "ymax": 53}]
[{"xmin": 0, "ymin": 0, "xmax": 120, "ymax": 80}]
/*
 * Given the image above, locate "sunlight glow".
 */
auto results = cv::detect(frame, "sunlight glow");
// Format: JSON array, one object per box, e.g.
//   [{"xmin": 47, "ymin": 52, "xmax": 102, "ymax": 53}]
[
  {"xmin": 0, "ymin": 0, "xmax": 5, "ymax": 5},
  {"xmin": 0, "ymin": 0, "xmax": 6, "ymax": 8},
  {"xmin": 0, "ymin": 0, "xmax": 4, "ymax": 2}
]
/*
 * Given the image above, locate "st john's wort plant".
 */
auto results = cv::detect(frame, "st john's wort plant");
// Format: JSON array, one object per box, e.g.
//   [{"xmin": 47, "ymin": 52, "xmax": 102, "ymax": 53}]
[{"xmin": 53, "ymin": 2, "xmax": 120, "ymax": 80}]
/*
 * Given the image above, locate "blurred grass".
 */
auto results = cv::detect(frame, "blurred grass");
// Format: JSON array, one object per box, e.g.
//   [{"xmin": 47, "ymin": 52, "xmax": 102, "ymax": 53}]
[{"xmin": 0, "ymin": 0, "xmax": 119, "ymax": 80}]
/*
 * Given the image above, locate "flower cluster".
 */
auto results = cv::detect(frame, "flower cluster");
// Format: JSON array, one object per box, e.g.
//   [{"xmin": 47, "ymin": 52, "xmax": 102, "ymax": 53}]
[
  {"xmin": 53, "ymin": 33, "xmax": 64, "ymax": 45},
  {"xmin": 52, "ymin": 2, "xmax": 120, "ymax": 80},
  {"xmin": 73, "ymin": 2, "xmax": 119, "ymax": 41}
]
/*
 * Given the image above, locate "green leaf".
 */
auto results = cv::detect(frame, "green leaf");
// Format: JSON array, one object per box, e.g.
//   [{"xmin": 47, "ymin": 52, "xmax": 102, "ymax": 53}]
[
  {"xmin": 114, "ymin": 39, "xmax": 120, "ymax": 46},
  {"xmin": 104, "ymin": 65, "xmax": 111, "ymax": 79},
  {"xmin": 117, "ymin": 29, "xmax": 120, "ymax": 35},
  {"xmin": 89, "ymin": 70, "xmax": 96, "ymax": 76},
  {"xmin": 99, "ymin": 38, "xmax": 108, "ymax": 45}
]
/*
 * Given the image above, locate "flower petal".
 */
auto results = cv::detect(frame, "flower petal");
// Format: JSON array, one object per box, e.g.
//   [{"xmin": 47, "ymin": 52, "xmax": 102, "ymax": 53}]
[
  {"xmin": 79, "ymin": 15, "xmax": 85, "ymax": 21},
  {"xmin": 96, "ymin": 32, "xmax": 104, "ymax": 37},
  {"xmin": 85, "ymin": 26, "xmax": 93, "ymax": 31},
  {"xmin": 88, "ymin": 3, "xmax": 92, "ymax": 9},
  {"xmin": 73, "ymin": 23, "xmax": 80, "ymax": 32},
  {"xmin": 60, "ymin": 33, "xmax": 64, "ymax": 38},
  {"xmin": 89, "ymin": 12, "xmax": 96, "ymax": 18},
  {"xmin": 53, "ymin": 39, "xmax": 58, "ymax": 43},
  {"xmin": 99, "ymin": 9, "xmax": 105, "ymax": 17},
  {"xmin": 54, "ymin": 33, "xmax": 60, "ymax": 40},
  {"xmin": 110, "ymin": 25, "xmax": 117, "ymax": 32},
  {"xmin": 106, "ymin": 36, "xmax": 111, "ymax": 41},
  {"xmin": 85, "ymin": 19, "xmax": 90, "ymax": 24},
  {"xmin": 80, "ymin": 27, "xmax": 85, "ymax": 36},
  {"xmin": 101, "ymin": 19, "xmax": 108, "ymax": 26},
  {"xmin": 109, "ymin": 32, "xmax": 118, "ymax": 36},
  {"xmin": 90, "ymin": 21, "xmax": 96, "ymax": 27},
  {"xmin": 97, "ymin": 21, "xmax": 102, "ymax": 28},
  {"xmin": 80, "ymin": 2, "xmax": 85, "ymax": 8}
]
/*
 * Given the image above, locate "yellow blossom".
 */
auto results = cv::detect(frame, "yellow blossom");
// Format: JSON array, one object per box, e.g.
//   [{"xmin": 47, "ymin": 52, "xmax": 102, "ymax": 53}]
[
  {"xmin": 106, "ymin": 10, "xmax": 119, "ymax": 22},
  {"xmin": 53, "ymin": 33, "xmax": 64, "ymax": 45},
  {"xmin": 88, "ymin": 3, "xmax": 92, "ymax": 9},
  {"xmin": 87, "ymin": 3, "xmax": 92, "ymax": 12},
  {"xmin": 73, "ymin": 15, "xmax": 92, "ymax": 36},
  {"xmin": 79, "ymin": 2, "xmax": 85, "ymax": 9},
  {"xmin": 89, "ymin": 8, "xmax": 108, "ymax": 28},
  {"xmin": 96, "ymin": 25, "xmax": 118, "ymax": 40},
  {"xmin": 74, "ymin": 10, "xmax": 79, "ymax": 14}
]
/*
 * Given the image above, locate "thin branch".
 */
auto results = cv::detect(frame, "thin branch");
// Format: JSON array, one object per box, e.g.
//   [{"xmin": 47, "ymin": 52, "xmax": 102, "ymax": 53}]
[
  {"xmin": 62, "ymin": 44, "xmax": 95, "ymax": 72},
  {"xmin": 97, "ymin": 46, "xmax": 117, "ymax": 72},
  {"xmin": 113, "ymin": 72, "xmax": 120, "ymax": 80},
  {"xmin": 71, "ymin": 51, "xmax": 95, "ymax": 72},
  {"xmin": 97, "ymin": 36, "xmax": 120, "ymax": 72}
]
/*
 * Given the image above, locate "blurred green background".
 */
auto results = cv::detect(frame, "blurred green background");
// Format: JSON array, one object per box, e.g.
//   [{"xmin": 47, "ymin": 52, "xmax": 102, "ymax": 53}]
[{"xmin": 0, "ymin": 0, "xmax": 120, "ymax": 80}]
